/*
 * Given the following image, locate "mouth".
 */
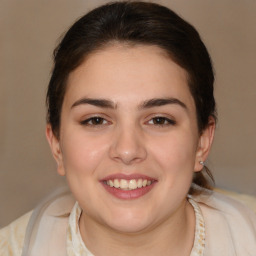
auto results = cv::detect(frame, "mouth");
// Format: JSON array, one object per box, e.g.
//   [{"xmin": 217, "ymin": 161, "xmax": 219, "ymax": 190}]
[
  {"xmin": 103, "ymin": 178, "xmax": 153, "ymax": 190},
  {"xmin": 101, "ymin": 174, "xmax": 157, "ymax": 200}
]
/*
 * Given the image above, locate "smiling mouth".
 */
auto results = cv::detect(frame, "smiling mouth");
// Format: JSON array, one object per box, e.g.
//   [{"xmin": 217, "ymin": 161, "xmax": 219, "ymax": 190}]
[
  {"xmin": 101, "ymin": 174, "xmax": 157, "ymax": 199},
  {"xmin": 103, "ymin": 179, "xmax": 154, "ymax": 190}
]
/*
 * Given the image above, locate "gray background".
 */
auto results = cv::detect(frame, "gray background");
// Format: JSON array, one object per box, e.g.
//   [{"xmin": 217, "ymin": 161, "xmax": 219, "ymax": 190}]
[{"xmin": 0, "ymin": 0, "xmax": 255, "ymax": 227}]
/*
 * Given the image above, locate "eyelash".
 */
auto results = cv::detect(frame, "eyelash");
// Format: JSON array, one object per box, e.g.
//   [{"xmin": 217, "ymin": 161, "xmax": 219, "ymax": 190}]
[
  {"xmin": 80, "ymin": 116, "xmax": 176, "ymax": 127},
  {"xmin": 80, "ymin": 116, "xmax": 109, "ymax": 126},
  {"xmin": 147, "ymin": 116, "xmax": 176, "ymax": 126}
]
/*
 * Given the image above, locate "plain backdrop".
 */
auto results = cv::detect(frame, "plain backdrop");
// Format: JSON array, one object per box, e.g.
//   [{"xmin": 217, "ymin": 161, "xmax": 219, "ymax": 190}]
[{"xmin": 0, "ymin": 0, "xmax": 256, "ymax": 227}]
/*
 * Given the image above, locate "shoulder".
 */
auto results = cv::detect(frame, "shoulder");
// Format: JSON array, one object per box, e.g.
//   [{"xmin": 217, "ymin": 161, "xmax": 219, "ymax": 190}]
[
  {"xmin": 21, "ymin": 187, "xmax": 75, "ymax": 256},
  {"xmin": 195, "ymin": 190, "xmax": 256, "ymax": 222},
  {"xmin": 214, "ymin": 187, "xmax": 256, "ymax": 213},
  {"xmin": 0, "ymin": 187, "xmax": 75, "ymax": 256},
  {"xmin": 193, "ymin": 191, "xmax": 256, "ymax": 255},
  {"xmin": 0, "ymin": 211, "xmax": 32, "ymax": 256}
]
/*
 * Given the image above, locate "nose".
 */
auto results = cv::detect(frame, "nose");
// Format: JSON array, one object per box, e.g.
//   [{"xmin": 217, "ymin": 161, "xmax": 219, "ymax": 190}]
[{"xmin": 109, "ymin": 125, "xmax": 147, "ymax": 165}]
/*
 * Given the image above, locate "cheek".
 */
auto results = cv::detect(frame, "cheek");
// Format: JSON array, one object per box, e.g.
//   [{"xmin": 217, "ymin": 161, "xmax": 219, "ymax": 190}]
[
  {"xmin": 147, "ymin": 130, "xmax": 198, "ymax": 196},
  {"xmin": 149, "ymin": 131, "xmax": 198, "ymax": 170},
  {"xmin": 60, "ymin": 131, "xmax": 109, "ymax": 176}
]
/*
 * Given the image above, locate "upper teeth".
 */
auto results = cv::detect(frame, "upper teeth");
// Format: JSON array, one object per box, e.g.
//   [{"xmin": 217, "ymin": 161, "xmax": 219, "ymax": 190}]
[{"xmin": 106, "ymin": 179, "xmax": 152, "ymax": 190}]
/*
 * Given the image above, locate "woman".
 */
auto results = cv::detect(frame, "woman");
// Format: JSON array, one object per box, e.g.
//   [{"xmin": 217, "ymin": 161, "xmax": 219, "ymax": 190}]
[{"xmin": 1, "ymin": 1, "xmax": 256, "ymax": 255}]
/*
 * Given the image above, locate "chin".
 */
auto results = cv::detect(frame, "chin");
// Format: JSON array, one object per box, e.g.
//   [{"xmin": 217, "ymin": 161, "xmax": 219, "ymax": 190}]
[
  {"xmin": 107, "ymin": 218, "xmax": 152, "ymax": 234},
  {"xmin": 102, "ymin": 207, "xmax": 156, "ymax": 234}
]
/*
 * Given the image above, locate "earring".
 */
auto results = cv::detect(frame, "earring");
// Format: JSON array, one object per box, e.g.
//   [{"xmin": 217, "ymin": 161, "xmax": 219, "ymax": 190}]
[{"xmin": 199, "ymin": 161, "xmax": 205, "ymax": 166}]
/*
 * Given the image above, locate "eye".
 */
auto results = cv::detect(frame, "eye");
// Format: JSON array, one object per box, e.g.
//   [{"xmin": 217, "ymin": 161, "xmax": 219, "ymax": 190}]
[
  {"xmin": 148, "ymin": 116, "xmax": 176, "ymax": 126},
  {"xmin": 80, "ymin": 116, "xmax": 108, "ymax": 126}
]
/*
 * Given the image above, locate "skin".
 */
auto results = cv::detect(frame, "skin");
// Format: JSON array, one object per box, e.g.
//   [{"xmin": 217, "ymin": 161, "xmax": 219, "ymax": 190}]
[{"xmin": 46, "ymin": 44, "xmax": 215, "ymax": 256}]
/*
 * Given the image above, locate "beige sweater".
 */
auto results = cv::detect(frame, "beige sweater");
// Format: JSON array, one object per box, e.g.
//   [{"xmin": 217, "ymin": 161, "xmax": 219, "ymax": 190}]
[{"xmin": 1, "ymin": 188, "xmax": 256, "ymax": 256}]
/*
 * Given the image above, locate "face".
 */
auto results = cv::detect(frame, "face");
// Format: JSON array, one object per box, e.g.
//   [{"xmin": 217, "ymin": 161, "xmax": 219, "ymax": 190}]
[{"xmin": 47, "ymin": 44, "xmax": 214, "ymax": 234}]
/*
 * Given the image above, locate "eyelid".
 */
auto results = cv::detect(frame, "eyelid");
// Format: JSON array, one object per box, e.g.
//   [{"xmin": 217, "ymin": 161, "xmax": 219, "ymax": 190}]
[
  {"xmin": 145, "ymin": 114, "xmax": 176, "ymax": 126},
  {"xmin": 80, "ymin": 114, "xmax": 111, "ymax": 126}
]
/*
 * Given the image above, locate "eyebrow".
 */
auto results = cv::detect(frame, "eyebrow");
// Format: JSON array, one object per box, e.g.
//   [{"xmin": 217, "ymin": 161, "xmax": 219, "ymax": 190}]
[
  {"xmin": 71, "ymin": 98, "xmax": 116, "ymax": 109},
  {"xmin": 71, "ymin": 97, "xmax": 187, "ymax": 110},
  {"xmin": 139, "ymin": 98, "xmax": 187, "ymax": 110}
]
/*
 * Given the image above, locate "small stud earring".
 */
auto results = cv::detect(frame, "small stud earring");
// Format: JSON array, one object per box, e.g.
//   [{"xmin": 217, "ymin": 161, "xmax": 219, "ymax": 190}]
[{"xmin": 199, "ymin": 161, "xmax": 205, "ymax": 166}]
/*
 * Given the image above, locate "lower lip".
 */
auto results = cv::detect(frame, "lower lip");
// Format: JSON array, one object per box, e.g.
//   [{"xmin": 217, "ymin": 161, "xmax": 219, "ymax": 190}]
[{"xmin": 101, "ymin": 182, "xmax": 156, "ymax": 200}]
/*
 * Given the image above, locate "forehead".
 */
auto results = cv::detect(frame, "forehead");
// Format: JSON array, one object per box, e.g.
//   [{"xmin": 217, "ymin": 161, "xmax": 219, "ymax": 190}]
[{"xmin": 64, "ymin": 44, "xmax": 194, "ymax": 109}]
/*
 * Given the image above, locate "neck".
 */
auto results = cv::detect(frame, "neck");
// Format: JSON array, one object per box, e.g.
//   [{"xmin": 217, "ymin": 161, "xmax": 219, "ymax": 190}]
[{"xmin": 79, "ymin": 199, "xmax": 195, "ymax": 256}]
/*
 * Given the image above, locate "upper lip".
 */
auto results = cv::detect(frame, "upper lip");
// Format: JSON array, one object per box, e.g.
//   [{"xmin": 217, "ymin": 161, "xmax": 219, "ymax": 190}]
[{"xmin": 101, "ymin": 173, "xmax": 157, "ymax": 181}]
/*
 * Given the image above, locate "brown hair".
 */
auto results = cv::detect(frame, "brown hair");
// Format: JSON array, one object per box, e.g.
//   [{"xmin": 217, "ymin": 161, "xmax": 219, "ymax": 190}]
[{"xmin": 46, "ymin": 1, "xmax": 216, "ymax": 194}]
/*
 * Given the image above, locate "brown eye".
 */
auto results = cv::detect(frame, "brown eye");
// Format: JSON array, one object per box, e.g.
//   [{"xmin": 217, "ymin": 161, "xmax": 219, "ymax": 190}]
[
  {"xmin": 149, "ymin": 117, "xmax": 176, "ymax": 126},
  {"xmin": 81, "ymin": 117, "xmax": 107, "ymax": 126},
  {"xmin": 153, "ymin": 117, "xmax": 167, "ymax": 125}
]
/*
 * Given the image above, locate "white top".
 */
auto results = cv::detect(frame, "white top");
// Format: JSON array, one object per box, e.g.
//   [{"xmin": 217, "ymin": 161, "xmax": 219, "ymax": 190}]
[
  {"xmin": 1, "ymin": 188, "xmax": 256, "ymax": 255},
  {"xmin": 66, "ymin": 198, "xmax": 205, "ymax": 256}
]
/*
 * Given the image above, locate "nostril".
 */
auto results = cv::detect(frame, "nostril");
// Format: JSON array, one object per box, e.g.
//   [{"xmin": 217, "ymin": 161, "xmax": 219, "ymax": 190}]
[{"xmin": 109, "ymin": 131, "xmax": 147, "ymax": 164}]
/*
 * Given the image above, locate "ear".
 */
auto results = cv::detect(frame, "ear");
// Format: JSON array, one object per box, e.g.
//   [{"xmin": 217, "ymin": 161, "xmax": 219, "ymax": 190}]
[
  {"xmin": 194, "ymin": 117, "xmax": 215, "ymax": 172},
  {"xmin": 45, "ymin": 124, "xmax": 66, "ymax": 176}
]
